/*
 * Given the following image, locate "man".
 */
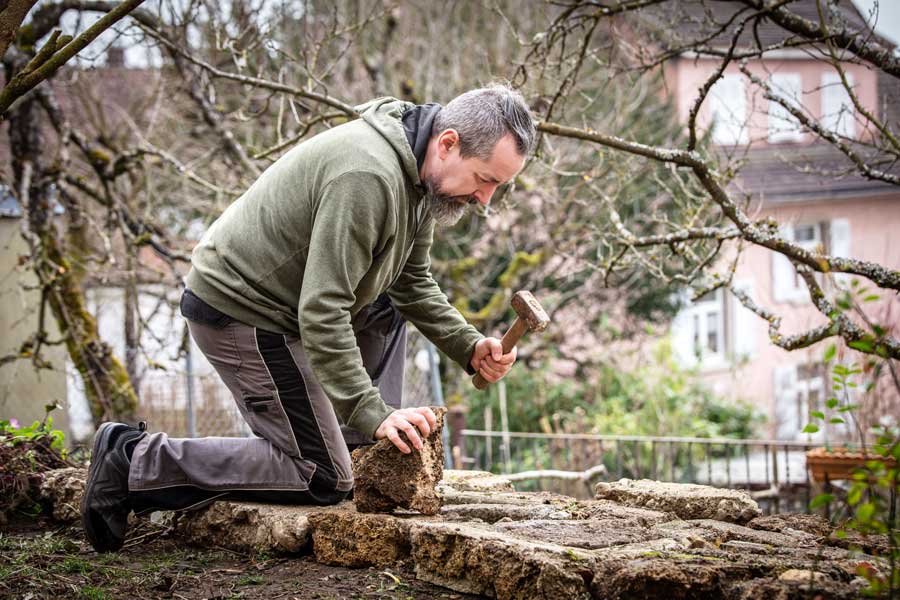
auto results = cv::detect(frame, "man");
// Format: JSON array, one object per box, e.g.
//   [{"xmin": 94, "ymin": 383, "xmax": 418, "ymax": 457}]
[{"xmin": 81, "ymin": 84, "xmax": 535, "ymax": 552}]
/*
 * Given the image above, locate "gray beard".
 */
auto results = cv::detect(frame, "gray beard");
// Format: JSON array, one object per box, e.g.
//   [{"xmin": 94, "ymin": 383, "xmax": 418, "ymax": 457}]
[{"xmin": 423, "ymin": 177, "xmax": 474, "ymax": 227}]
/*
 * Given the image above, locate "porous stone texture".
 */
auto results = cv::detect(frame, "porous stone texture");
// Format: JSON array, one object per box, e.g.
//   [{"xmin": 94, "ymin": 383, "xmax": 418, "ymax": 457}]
[
  {"xmin": 438, "ymin": 469, "xmax": 515, "ymax": 493},
  {"xmin": 352, "ymin": 406, "xmax": 447, "ymax": 515},
  {"xmin": 172, "ymin": 500, "xmax": 349, "ymax": 553},
  {"xmin": 39, "ymin": 467, "xmax": 86, "ymax": 522},
  {"xmin": 308, "ymin": 510, "xmax": 414, "ymax": 567},
  {"xmin": 595, "ymin": 478, "xmax": 762, "ymax": 523}
]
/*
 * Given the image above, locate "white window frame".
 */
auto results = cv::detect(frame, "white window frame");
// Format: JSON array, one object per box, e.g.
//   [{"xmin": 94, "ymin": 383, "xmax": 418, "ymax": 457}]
[
  {"xmin": 821, "ymin": 72, "xmax": 855, "ymax": 139},
  {"xmin": 709, "ymin": 74, "xmax": 749, "ymax": 146},
  {"xmin": 768, "ymin": 73, "xmax": 804, "ymax": 143}
]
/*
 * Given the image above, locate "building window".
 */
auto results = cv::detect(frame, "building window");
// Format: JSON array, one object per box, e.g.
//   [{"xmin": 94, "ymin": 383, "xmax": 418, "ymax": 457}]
[
  {"xmin": 709, "ymin": 74, "xmax": 748, "ymax": 145},
  {"xmin": 768, "ymin": 73, "xmax": 803, "ymax": 143},
  {"xmin": 821, "ymin": 72, "xmax": 855, "ymax": 139},
  {"xmin": 772, "ymin": 220, "xmax": 850, "ymax": 303}
]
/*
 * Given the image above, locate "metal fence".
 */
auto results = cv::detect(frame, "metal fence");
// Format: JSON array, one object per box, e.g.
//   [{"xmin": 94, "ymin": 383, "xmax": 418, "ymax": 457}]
[
  {"xmin": 459, "ymin": 429, "xmax": 818, "ymax": 513},
  {"xmin": 135, "ymin": 325, "xmax": 443, "ymax": 438}
]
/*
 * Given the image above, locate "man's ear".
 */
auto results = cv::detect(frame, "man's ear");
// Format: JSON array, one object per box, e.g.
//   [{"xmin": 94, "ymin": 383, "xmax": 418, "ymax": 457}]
[{"xmin": 436, "ymin": 129, "xmax": 459, "ymax": 159}]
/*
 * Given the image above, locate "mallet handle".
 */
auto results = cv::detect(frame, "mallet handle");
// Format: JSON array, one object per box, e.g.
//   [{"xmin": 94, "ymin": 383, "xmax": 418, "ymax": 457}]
[{"xmin": 472, "ymin": 318, "xmax": 527, "ymax": 390}]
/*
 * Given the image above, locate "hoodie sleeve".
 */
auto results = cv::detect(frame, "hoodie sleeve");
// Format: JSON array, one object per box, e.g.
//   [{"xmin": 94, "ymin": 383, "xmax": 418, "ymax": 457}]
[
  {"xmin": 387, "ymin": 217, "xmax": 484, "ymax": 374},
  {"xmin": 297, "ymin": 172, "xmax": 396, "ymax": 440}
]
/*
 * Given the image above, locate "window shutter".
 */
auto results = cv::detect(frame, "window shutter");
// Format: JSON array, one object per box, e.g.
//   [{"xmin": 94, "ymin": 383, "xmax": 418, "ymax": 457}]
[
  {"xmin": 829, "ymin": 218, "xmax": 851, "ymax": 286},
  {"xmin": 768, "ymin": 73, "xmax": 803, "ymax": 143},
  {"xmin": 772, "ymin": 223, "xmax": 796, "ymax": 303},
  {"xmin": 710, "ymin": 74, "xmax": 748, "ymax": 145},
  {"xmin": 773, "ymin": 364, "xmax": 799, "ymax": 439},
  {"xmin": 670, "ymin": 304, "xmax": 696, "ymax": 367},
  {"xmin": 822, "ymin": 72, "xmax": 855, "ymax": 139},
  {"xmin": 731, "ymin": 279, "xmax": 757, "ymax": 360}
]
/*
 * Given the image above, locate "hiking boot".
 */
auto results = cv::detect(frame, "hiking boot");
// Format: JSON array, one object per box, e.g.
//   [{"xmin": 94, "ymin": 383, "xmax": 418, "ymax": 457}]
[{"xmin": 81, "ymin": 422, "xmax": 146, "ymax": 552}]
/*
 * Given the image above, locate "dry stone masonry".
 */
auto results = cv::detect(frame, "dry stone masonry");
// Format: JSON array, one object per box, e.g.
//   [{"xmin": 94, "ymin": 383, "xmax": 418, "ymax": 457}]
[{"xmin": 41, "ymin": 466, "xmax": 889, "ymax": 599}]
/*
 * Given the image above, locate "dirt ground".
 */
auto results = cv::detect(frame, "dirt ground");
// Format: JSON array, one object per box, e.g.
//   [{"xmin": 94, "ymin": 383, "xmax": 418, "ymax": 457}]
[{"xmin": 0, "ymin": 518, "xmax": 484, "ymax": 600}]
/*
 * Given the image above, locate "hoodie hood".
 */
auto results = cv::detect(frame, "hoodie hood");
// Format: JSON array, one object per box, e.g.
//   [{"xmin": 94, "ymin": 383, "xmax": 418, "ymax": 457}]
[{"xmin": 356, "ymin": 97, "xmax": 423, "ymax": 188}]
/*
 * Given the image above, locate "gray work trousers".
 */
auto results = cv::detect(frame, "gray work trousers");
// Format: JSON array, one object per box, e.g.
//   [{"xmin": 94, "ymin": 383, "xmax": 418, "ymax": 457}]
[{"xmin": 126, "ymin": 291, "xmax": 406, "ymax": 512}]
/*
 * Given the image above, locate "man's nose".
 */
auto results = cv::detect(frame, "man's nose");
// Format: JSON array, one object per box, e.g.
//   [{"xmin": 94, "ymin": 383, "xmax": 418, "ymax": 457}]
[{"xmin": 474, "ymin": 184, "xmax": 498, "ymax": 206}]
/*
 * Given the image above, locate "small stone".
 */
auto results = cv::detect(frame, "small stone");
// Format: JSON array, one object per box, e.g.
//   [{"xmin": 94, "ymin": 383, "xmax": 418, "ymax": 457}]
[
  {"xmin": 352, "ymin": 406, "xmax": 447, "ymax": 515},
  {"xmin": 39, "ymin": 467, "xmax": 87, "ymax": 522},
  {"xmin": 594, "ymin": 478, "xmax": 761, "ymax": 523}
]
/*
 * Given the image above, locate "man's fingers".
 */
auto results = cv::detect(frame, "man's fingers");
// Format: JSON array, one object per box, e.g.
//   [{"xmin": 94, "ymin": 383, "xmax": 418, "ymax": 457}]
[
  {"xmin": 417, "ymin": 407, "xmax": 437, "ymax": 429},
  {"xmin": 387, "ymin": 428, "xmax": 411, "ymax": 454},
  {"xmin": 405, "ymin": 411, "xmax": 431, "ymax": 437},
  {"xmin": 398, "ymin": 419, "xmax": 423, "ymax": 450}
]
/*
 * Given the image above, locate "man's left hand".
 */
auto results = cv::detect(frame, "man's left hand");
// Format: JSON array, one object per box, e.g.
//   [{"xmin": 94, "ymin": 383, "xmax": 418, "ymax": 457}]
[{"xmin": 469, "ymin": 337, "xmax": 517, "ymax": 384}]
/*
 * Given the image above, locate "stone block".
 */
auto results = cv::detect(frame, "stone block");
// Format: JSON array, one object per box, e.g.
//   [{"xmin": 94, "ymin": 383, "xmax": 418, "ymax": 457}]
[
  {"xmin": 39, "ymin": 467, "xmax": 86, "ymax": 522},
  {"xmin": 308, "ymin": 510, "xmax": 415, "ymax": 567},
  {"xmin": 352, "ymin": 406, "xmax": 446, "ymax": 515},
  {"xmin": 174, "ymin": 500, "xmax": 349, "ymax": 553},
  {"xmin": 409, "ymin": 521, "xmax": 593, "ymax": 600},
  {"xmin": 594, "ymin": 479, "xmax": 761, "ymax": 523}
]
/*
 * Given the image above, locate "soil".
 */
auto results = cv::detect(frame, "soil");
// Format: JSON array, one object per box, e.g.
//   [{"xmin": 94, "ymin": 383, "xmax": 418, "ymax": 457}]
[{"xmin": 0, "ymin": 517, "xmax": 485, "ymax": 600}]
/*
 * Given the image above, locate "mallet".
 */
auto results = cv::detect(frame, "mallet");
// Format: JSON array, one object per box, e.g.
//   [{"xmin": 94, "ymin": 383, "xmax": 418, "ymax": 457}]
[{"xmin": 472, "ymin": 290, "xmax": 550, "ymax": 390}]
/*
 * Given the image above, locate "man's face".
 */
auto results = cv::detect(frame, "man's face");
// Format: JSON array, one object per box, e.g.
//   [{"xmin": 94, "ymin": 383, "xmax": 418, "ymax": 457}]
[{"xmin": 423, "ymin": 132, "xmax": 525, "ymax": 227}]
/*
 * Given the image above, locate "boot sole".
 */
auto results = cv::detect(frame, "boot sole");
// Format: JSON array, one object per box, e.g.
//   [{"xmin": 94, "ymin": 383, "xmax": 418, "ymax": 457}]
[{"xmin": 81, "ymin": 422, "xmax": 125, "ymax": 552}]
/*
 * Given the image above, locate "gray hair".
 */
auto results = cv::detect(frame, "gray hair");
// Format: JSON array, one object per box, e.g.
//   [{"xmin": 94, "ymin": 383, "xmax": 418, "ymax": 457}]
[{"xmin": 434, "ymin": 84, "xmax": 535, "ymax": 160}]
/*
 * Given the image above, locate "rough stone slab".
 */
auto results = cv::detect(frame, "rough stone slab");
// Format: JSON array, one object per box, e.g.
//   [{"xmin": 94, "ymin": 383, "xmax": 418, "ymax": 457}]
[
  {"xmin": 352, "ymin": 406, "xmax": 446, "ymax": 515},
  {"xmin": 409, "ymin": 520, "xmax": 594, "ymax": 599},
  {"xmin": 689, "ymin": 519, "xmax": 815, "ymax": 548},
  {"xmin": 570, "ymin": 499, "xmax": 675, "ymax": 525},
  {"xmin": 747, "ymin": 513, "xmax": 832, "ymax": 537},
  {"xmin": 174, "ymin": 500, "xmax": 350, "ymax": 553},
  {"xmin": 594, "ymin": 478, "xmax": 761, "ymax": 523},
  {"xmin": 440, "ymin": 488, "xmax": 572, "ymax": 507},
  {"xmin": 729, "ymin": 576, "xmax": 863, "ymax": 599},
  {"xmin": 439, "ymin": 469, "xmax": 514, "ymax": 493},
  {"xmin": 441, "ymin": 503, "xmax": 572, "ymax": 523},
  {"xmin": 308, "ymin": 510, "xmax": 419, "ymax": 567},
  {"xmin": 495, "ymin": 519, "xmax": 662, "ymax": 550},
  {"xmin": 39, "ymin": 467, "xmax": 86, "ymax": 523},
  {"xmin": 591, "ymin": 557, "xmax": 740, "ymax": 599}
]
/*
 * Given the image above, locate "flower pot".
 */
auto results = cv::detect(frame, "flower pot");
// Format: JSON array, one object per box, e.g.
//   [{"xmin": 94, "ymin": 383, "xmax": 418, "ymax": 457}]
[{"xmin": 805, "ymin": 447, "xmax": 897, "ymax": 483}]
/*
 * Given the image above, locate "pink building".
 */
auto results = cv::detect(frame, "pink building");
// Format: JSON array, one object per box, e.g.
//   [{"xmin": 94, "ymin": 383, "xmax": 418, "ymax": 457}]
[{"xmin": 663, "ymin": 1, "xmax": 900, "ymax": 439}]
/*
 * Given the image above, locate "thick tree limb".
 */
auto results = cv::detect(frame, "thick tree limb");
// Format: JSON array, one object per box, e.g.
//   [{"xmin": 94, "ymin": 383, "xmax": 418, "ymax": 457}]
[{"xmin": 0, "ymin": 0, "xmax": 146, "ymax": 117}]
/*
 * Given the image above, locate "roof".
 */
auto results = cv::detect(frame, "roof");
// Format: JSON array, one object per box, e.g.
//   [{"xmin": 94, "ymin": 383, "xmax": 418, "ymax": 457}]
[
  {"xmin": 730, "ymin": 144, "xmax": 899, "ymax": 204},
  {"xmin": 638, "ymin": 0, "xmax": 885, "ymax": 54}
]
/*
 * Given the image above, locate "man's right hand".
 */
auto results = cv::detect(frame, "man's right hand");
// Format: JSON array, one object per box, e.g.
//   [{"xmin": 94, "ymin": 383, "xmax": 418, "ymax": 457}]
[{"xmin": 374, "ymin": 407, "xmax": 437, "ymax": 454}]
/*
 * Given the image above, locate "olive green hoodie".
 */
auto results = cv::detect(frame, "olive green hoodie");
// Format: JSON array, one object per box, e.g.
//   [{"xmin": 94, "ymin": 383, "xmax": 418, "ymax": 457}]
[{"xmin": 186, "ymin": 98, "xmax": 483, "ymax": 440}]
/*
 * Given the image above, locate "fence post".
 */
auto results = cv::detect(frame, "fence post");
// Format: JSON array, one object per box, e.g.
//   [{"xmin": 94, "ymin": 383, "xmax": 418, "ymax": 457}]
[{"xmin": 499, "ymin": 379, "xmax": 511, "ymax": 474}]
